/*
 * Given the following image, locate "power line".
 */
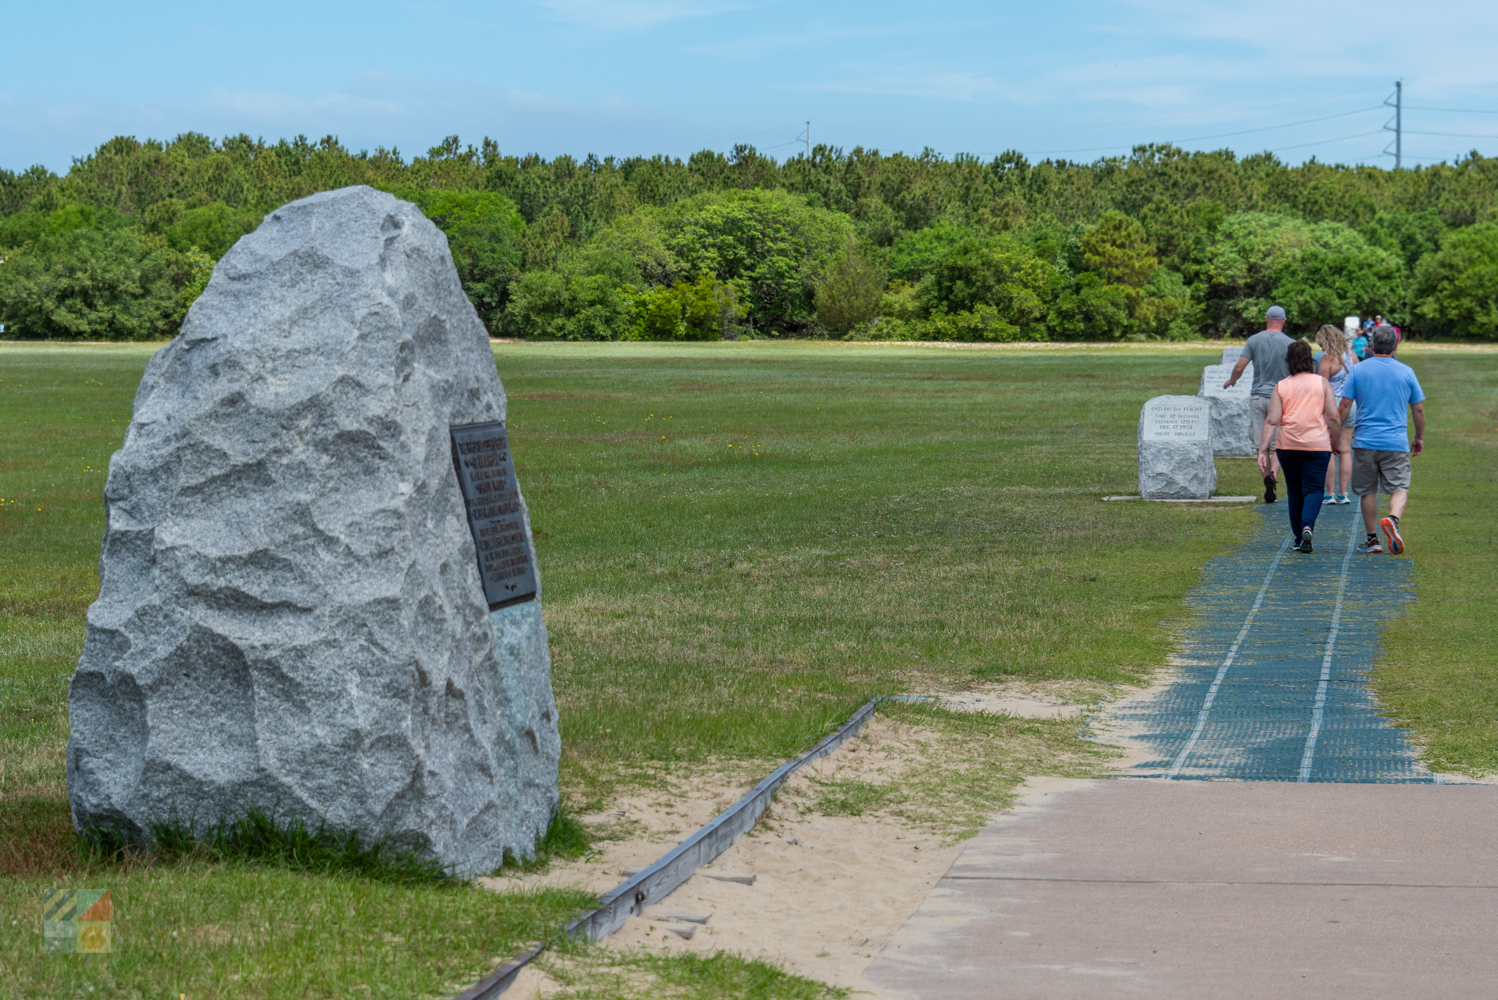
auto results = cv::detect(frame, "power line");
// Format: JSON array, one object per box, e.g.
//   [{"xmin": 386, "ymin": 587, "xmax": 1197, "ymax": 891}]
[
  {"xmin": 1271, "ymin": 131, "xmax": 1386, "ymax": 153},
  {"xmin": 1403, "ymin": 106, "xmax": 1498, "ymax": 114},
  {"xmin": 1031, "ymin": 121, "xmax": 1388, "ymax": 159},
  {"xmin": 1166, "ymin": 107, "xmax": 1381, "ymax": 143},
  {"xmin": 1403, "ymin": 129, "xmax": 1498, "ymax": 139}
]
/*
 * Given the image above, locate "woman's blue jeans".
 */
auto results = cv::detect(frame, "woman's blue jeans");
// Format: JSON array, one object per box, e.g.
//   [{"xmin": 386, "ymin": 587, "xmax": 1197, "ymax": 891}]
[{"xmin": 1276, "ymin": 449, "xmax": 1332, "ymax": 538}]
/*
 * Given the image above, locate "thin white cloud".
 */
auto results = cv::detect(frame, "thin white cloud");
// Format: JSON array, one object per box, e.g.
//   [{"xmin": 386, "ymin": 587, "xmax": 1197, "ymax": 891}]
[
  {"xmin": 688, "ymin": 24, "xmax": 918, "ymax": 60},
  {"xmin": 807, "ymin": 67, "xmax": 1007, "ymax": 102},
  {"xmin": 541, "ymin": 0, "xmax": 748, "ymax": 30}
]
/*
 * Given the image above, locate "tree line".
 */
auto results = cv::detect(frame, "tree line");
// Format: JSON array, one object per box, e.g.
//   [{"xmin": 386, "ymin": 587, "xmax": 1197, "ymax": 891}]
[{"xmin": 2, "ymin": 132, "xmax": 1496, "ymax": 341}]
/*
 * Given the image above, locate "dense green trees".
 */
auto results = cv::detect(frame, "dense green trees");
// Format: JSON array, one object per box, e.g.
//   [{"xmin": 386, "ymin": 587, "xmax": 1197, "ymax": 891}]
[
  {"xmin": 1202, "ymin": 213, "xmax": 1405, "ymax": 336},
  {"xmin": 1412, "ymin": 223, "xmax": 1498, "ymax": 338},
  {"xmin": 3, "ymin": 131, "xmax": 1496, "ymax": 340},
  {"xmin": 0, "ymin": 228, "xmax": 203, "ymax": 340}
]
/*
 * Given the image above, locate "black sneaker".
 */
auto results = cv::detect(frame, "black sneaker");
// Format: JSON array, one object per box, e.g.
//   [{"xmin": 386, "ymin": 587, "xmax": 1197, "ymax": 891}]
[
  {"xmin": 1300, "ymin": 527, "xmax": 1313, "ymax": 553},
  {"xmin": 1263, "ymin": 474, "xmax": 1278, "ymax": 503}
]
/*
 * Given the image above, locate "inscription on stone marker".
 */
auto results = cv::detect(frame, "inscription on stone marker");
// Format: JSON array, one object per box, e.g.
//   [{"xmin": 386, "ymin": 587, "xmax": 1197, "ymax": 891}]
[
  {"xmin": 1141, "ymin": 399, "xmax": 1209, "ymax": 441},
  {"xmin": 1200, "ymin": 363, "xmax": 1251, "ymax": 399},
  {"xmin": 451, "ymin": 421, "xmax": 538, "ymax": 609}
]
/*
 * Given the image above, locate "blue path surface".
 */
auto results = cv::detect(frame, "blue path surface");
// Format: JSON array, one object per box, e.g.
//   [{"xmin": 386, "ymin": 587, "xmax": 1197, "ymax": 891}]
[{"xmin": 1111, "ymin": 501, "xmax": 1432, "ymax": 783}]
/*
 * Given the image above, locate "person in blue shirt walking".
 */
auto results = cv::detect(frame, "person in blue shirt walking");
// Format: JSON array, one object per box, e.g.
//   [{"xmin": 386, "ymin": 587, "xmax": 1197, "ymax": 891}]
[{"xmin": 1337, "ymin": 325, "xmax": 1426, "ymax": 554}]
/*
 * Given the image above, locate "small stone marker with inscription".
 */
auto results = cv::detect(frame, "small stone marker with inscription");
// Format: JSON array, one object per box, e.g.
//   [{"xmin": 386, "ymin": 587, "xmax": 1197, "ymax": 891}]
[
  {"xmin": 1220, "ymin": 346, "xmax": 1243, "ymax": 366},
  {"xmin": 1138, "ymin": 395, "xmax": 1216, "ymax": 499},
  {"xmin": 1198, "ymin": 363, "xmax": 1254, "ymax": 457},
  {"xmin": 68, "ymin": 186, "xmax": 560, "ymax": 875}
]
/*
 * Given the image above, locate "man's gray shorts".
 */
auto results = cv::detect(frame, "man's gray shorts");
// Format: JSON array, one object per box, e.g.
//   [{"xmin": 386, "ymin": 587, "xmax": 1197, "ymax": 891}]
[
  {"xmin": 1352, "ymin": 448, "xmax": 1412, "ymax": 496},
  {"xmin": 1251, "ymin": 395, "xmax": 1278, "ymax": 451}
]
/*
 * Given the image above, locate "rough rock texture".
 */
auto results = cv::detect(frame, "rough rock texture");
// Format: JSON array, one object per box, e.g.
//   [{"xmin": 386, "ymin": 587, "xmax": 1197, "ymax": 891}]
[
  {"xmin": 1220, "ymin": 346, "xmax": 1243, "ymax": 365},
  {"xmin": 68, "ymin": 186, "xmax": 560, "ymax": 874},
  {"xmin": 1138, "ymin": 395, "xmax": 1217, "ymax": 500},
  {"xmin": 1198, "ymin": 363, "xmax": 1255, "ymax": 457}
]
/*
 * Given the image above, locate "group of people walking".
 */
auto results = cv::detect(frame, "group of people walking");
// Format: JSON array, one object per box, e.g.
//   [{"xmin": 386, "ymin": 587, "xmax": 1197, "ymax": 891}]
[{"xmin": 1223, "ymin": 307, "xmax": 1425, "ymax": 556}]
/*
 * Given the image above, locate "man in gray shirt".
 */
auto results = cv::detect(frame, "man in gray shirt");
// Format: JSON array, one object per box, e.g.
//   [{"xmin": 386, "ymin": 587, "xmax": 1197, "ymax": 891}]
[{"xmin": 1225, "ymin": 305, "xmax": 1294, "ymax": 503}]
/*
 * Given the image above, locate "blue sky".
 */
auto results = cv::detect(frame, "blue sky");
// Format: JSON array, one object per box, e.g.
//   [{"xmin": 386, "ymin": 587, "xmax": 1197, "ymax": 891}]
[{"xmin": 5, "ymin": 0, "xmax": 1498, "ymax": 173}]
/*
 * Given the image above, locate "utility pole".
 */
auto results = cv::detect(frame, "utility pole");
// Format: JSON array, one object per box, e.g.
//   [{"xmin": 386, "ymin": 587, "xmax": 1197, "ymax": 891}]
[
  {"xmin": 1383, "ymin": 81, "xmax": 1402, "ymax": 169},
  {"xmin": 805, "ymin": 121, "xmax": 811, "ymax": 160}
]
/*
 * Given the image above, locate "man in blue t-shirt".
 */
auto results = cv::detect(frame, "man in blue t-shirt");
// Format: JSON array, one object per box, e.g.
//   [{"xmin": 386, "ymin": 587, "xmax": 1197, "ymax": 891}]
[{"xmin": 1337, "ymin": 325, "xmax": 1425, "ymax": 555}]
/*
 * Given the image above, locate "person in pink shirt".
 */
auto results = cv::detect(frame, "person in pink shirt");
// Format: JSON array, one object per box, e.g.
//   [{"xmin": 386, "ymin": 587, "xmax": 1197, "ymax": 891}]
[{"xmin": 1257, "ymin": 341, "xmax": 1344, "ymax": 553}]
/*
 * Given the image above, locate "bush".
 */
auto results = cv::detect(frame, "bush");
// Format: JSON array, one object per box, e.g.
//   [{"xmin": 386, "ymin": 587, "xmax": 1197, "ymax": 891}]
[
  {"xmin": 815, "ymin": 240, "xmax": 885, "ymax": 334},
  {"xmin": 917, "ymin": 234, "xmax": 1051, "ymax": 338},
  {"xmin": 1412, "ymin": 222, "xmax": 1498, "ymax": 339},
  {"xmin": 0, "ymin": 228, "xmax": 196, "ymax": 340},
  {"xmin": 920, "ymin": 303, "xmax": 1039, "ymax": 342},
  {"xmin": 627, "ymin": 275, "xmax": 744, "ymax": 340},
  {"xmin": 655, "ymin": 189, "xmax": 853, "ymax": 335},
  {"xmin": 1203, "ymin": 212, "xmax": 1405, "ymax": 335},
  {"xmin": 579, "ymin": 212, "xmax": 684, "ymax": 287},
  {"xmin": 162, "ymin": 202, "xmax": 263, "ymax": 258},
  {"xmin": 0, "ymin": 203, "xmax": 136, "ymax": 249},
  {"xmin": 887, "ymin": 222, "xmax": 975, "ymax": 283},
  {"xmin": 404, "ymin": 190, "xmax": 525, "ymax": 333},
  {"xmin": 503, "ymin": 268, "xmax": 634, "ymax": 340}
]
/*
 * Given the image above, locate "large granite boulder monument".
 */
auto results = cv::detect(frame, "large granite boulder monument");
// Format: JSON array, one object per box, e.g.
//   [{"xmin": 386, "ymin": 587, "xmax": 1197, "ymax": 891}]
[
  {"xmin": 67, "ymin": 186, "xmax": 560, "ymax": 874},
  {"xmin": 1198, "ymin": 362, "xmax": 1254, "ymax": 457},
  {"xmin": 1138, "ymin": 395, "xmax": 1216, "ymax": 499}
]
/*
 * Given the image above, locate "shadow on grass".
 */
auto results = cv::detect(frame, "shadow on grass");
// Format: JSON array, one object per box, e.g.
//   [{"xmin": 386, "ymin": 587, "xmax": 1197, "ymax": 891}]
[
  {"xmin": 0, "ymin": 794, "xmax": 97, "ymax": 878},
  {"xmin": 497, "ymin": 809, "xmax": 594, "ymax": 874},
  {"xmin": 6, "ymin": 788, "xmax": 598, "ymax": 887}
]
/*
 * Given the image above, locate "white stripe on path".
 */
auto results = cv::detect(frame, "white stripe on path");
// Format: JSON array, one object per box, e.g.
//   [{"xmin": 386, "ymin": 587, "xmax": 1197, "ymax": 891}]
[
  {"xmin": 1166, "ymin": 535, "xmax": 1293, "ymax": 779},
  {"xmin": 1297, "ymin": 510, "xmax": 1361, "ymax": 782}
]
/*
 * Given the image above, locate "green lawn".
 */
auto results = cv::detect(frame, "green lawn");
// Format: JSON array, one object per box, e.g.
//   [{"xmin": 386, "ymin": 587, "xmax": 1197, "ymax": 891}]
[
  {"xmin": 1371, "ymin": 347, "xmax": 1498, "ymax": 777},
  {"xmin": 505, "ymin": 341, "xmax": 1264, "ymax": 780},
  {"xmin": 2, "ymin": 339, "xmax": 1490, "ymax": 997}
]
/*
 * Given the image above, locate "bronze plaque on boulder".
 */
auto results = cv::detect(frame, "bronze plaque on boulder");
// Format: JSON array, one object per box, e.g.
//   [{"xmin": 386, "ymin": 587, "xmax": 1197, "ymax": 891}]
[{"xmin": 451, "ymin": 421, "xmax": 538, "ymax": 609}]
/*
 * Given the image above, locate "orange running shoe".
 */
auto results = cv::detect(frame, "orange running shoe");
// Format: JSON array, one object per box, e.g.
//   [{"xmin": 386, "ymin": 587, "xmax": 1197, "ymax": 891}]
[{"xmin": 1380, "ymin": 517, "xmax": 1404, "ymax": 555}]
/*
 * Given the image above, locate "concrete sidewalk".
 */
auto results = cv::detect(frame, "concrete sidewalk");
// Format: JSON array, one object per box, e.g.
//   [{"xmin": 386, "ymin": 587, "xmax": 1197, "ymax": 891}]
[{"xmin": 865, "ymin": 779, "xmax": 1498, "ymax": 998}]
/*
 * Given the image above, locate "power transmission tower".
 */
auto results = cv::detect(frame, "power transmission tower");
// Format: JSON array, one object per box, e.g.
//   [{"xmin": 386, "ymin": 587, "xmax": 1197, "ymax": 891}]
[{"xmin": 1383, "ymin": 81, "xmax": 1402, "ymax": 169}]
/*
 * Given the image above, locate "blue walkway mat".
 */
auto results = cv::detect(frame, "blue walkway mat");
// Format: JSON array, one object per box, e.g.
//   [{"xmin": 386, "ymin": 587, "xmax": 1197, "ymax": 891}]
[{"xmin": 1108, "ymin": 501, "xmax": 1432, "ymax": 783}]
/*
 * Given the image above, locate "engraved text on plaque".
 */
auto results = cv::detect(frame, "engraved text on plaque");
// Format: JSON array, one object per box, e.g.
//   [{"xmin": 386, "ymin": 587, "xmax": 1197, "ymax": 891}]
[{"xmin": 451, "ymin": 421, "xmax": 539, "ymax": 609}]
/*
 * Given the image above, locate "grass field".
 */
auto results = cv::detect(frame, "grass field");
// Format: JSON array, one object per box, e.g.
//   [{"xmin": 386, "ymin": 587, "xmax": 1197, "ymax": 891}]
[
  {"xmin": 1, "ymin": 339, "xmax": 1490, "ymax": 997},
  {"xmin": 1370, "ymin": 349, "xmax": 1498, "ymax": 777}
]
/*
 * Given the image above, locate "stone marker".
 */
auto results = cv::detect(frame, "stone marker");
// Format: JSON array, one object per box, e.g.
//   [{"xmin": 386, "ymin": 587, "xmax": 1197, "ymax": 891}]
[
  {"xmin": 1220, "ymin": 346, "xmax": 1242, "ymax": 365},
  {"xmin": 1138, "ymin": 395, "xmax": 1216, "ymax": 500},
  {"xmin": 67, "ymin": 186, "xmax": 560, "ymax": 874},
  {"xmin": 1198, "ymin": 363, "xmax": 1254, "ymax": 457}
]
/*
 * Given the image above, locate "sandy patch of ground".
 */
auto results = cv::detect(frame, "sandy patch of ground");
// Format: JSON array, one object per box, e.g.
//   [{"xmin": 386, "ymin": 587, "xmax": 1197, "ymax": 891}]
[
  {"xmin": 1081, "ymin": 661, "xmax": 1188, "ymax": 774},
  {"xmin": 921, "ymin": 681, "xmax": 1089, "ymax": 721},
  {"xmin": 1432, "ymin": 771, "xmax": 1498, "ymax": 784},
  {"xmin": 487, "ymin": 716, "xmax": 967, "ymax": 997},
  {"xmin": 483, "ymin": 681, "xmax": 1134, "ymax": 998}
]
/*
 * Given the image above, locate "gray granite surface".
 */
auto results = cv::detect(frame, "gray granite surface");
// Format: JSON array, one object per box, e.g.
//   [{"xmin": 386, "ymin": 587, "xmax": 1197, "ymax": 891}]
[
  {"xmin": 68, "ymin": 186, "xmax": 560, "ymax": 873},
  {"xmin": 1138, "ymin": 395, "xmax": 1217, "ymax": 500},
  {"xmin": 1198, "ymin": 363, "xmax": 1254, "ymax": 457}
]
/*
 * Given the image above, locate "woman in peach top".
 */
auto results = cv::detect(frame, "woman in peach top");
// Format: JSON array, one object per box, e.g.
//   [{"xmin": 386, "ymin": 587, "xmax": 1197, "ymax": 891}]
[{"xmin": 1258, "ymin": 341, "xmax": 1343, "ymax": 553}]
